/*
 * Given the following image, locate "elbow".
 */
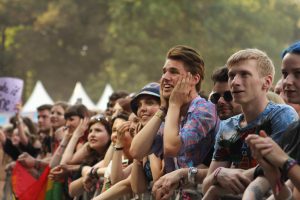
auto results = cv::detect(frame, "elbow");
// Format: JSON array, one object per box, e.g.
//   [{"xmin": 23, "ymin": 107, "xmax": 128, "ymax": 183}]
[
  {"xmin": 68, "ymin": 185, "xmax": 78, "ymax": 198},
  {"xmin": 110, "ymin": 175, "xmax": 123, "ymax": 185},
  {"xmin": 163, "ymin": 144, "xmax": 179, "ymax": 157},
  {"xmin": 129, "ymin": 146, "xmax": 143, "ymax": 160}
]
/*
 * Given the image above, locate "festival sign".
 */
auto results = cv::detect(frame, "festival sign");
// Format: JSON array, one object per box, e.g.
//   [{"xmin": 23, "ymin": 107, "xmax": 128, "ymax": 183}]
[{"xmin": 0, "ymin": 77, "xmax": 24, "ymax": 112}]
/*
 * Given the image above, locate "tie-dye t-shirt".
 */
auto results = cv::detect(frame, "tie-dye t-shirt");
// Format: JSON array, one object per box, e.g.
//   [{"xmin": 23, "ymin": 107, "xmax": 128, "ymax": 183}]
[{"xmin": 213, "ymin": 102, "xmax": 298, "ymax": 169}]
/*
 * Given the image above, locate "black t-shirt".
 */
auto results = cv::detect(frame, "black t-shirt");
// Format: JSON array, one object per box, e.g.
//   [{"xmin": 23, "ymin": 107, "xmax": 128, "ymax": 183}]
[
  {"xmin": 3, "ymin": 139, "xmax": 40, "ymax": 160},
  {"xmin": 279, "ymin": 120, "xmax": 300, "ymax": 162}
]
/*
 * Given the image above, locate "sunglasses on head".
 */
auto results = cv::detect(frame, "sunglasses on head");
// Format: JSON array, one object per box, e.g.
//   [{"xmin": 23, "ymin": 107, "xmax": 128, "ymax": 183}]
[
  {"xmin": 210, "ymin": 91, "xmax": 233, "ymax": 104},
  {"xmin": 90, "ymin": 114, "xmax": 109, "ymax": 123}
]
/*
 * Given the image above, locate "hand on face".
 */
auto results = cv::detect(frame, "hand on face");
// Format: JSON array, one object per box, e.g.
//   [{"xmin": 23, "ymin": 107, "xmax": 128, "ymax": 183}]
[
  {"xmin": 116, "ymin": 121, "xmax": 131, "ymax": 146},
  {"xmin": 169, "ymin": 72, "xmax": 193, "ymax": 107},
  {"xmin": 73, "ymin": 117, "xmax": 89, "ymax": 138}
]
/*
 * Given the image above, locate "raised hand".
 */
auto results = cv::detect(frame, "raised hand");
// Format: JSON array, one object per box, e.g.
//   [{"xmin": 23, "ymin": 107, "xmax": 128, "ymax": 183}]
[
  {"xmin": 116, "ymin": 121, "xmax": 131, "ymax": 147},
  {"xmin": 72, "ymin": 117, "xmax": 89, "ymax": 138},
  {"xmin": 169, "ymin": 72, "xmax": 193, "ymax": 107}
]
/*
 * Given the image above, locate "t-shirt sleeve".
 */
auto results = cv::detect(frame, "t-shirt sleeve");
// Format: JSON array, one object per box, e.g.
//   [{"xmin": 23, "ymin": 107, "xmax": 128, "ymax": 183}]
[{"xmin": 270, "ymin": 106, "xmax": 299, "ymax": 142}]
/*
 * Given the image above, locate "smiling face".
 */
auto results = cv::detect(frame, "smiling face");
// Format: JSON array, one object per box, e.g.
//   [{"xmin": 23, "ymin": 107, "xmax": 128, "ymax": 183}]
[
  {"xmin": 136, "ymin": 95, "xmax": 160, "ymax": 126},
  {"xmin": 50, "ymin": 105, "xmax": 66, "ymax": 129},
  {"xmin": 228, "ymin": 59, "xmax": 268, "ymax": 106},
  {"xmin": 161, "ymin": 59, "xmax": 188, "ymax": 99},
  {"xmin": 281, "ymin": 53, "xmax": 300, "ymax": 104},
  {"xmin": 88, "ymin": 122, "xmax": 110, "ymax": 152}
]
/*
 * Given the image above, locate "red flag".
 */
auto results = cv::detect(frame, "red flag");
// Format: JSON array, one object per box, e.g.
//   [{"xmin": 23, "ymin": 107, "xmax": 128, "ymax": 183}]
[
  {"xmin": 11, "ymin": 161, "xmax": 51, "ymax": 200},
  {"xmin": 12, "ymin": 162, "xmax": 36, "ymax": 197}
]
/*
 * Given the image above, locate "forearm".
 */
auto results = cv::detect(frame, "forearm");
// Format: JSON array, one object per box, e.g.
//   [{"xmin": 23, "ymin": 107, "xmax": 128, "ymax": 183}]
[
  {"xmin": 49, "ymin": 134, "xmax": 71, "ymax": 168},
  {"xmin": 131, "ymin": 159, "xmax": 148, "ymax": 194},
  {"xmin": 164, "ymin": 104, "xmax": 181, "ymax": 157},
  {"xmin": 243, "ymin": 177, "xmax": 270, "ymax": 200},
  {"xmin": 149, "ymin": 154, "xmax": 163, "ymax": 182},
  {"xmin": 288, "ymin": 165, "xmax": 300, "ymax": 191},
  {"xmin": 69, "ymin": 177, "xmax": 85, "ymax": 197},
  {"xmin": 102, "ymin": 145, "xmax": 114, "ymax": 167},
  {"xmin": 110, "ymin": 149, "xmax": 125, "ymax": 184},
  {"xmin": 34, "ymin": 159, "xmax": 49, "ymax": 170},
  {"xmin": 202, "ymin": 171, "xmax": 218, "ymax": 194},
  {"xmin": 17, "ymin": 121, "xmax": 29, "ymax": 145},
  {"xmin": 60, "ymin": 135, "xmax": 81, "ymax": 164},
  {"xmin": 93, "ymin": 177, "xmax": 132, "ymax": 200},
  {"xmin": 130, "ymin": 112, "xmax": 163, "ymax": 159}
]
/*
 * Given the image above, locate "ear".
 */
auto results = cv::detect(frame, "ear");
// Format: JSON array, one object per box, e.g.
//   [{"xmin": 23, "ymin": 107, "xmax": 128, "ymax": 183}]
[
  {"xmin": 192, "ymin": 74, "xmax": 201, "ymax": 85},
  {"xmin": 262, "ymin": 75, "xmax": 273, "ymax": 91}
]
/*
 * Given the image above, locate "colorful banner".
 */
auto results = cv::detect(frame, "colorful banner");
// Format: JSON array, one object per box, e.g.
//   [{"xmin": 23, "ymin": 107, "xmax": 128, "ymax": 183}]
[{"xmin": 0, "ymin": 77, "xmax": 24, "ymax": 112}]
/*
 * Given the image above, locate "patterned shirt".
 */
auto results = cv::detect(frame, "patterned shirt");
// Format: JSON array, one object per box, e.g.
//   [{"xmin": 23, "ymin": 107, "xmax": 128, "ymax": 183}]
[
  {"xmin": 151, "ymin": 96, "xmax": 220, "ymax": 170},
  {"xmin": 177, "ymin": 96, "xmax": 220, "ymax": 168},
  {"xmin": 213, "ymin": 102, "xmax": 298, "ymax": 169}
]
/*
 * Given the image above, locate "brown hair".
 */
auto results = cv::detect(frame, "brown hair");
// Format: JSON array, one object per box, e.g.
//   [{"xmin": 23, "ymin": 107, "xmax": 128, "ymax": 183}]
[{"xmin": 167, "ymin": 45, "xmax": 205, "ymax": 92}]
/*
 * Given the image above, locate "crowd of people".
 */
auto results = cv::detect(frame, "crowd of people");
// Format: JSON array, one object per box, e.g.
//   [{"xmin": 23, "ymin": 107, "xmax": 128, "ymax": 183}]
[{"xmin": 1, "ymin": 41, "xmax": 300, "ymax": 200}]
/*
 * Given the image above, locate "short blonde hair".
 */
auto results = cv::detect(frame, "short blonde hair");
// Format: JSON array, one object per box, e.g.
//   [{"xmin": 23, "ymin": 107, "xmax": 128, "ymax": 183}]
[
  {"xmin": 267, "ymin": 91, "xmax": 285, "ymax": 104},
  {"xmin": 227, "ymin": 49, "xmax": 275, "ymax": 79}
]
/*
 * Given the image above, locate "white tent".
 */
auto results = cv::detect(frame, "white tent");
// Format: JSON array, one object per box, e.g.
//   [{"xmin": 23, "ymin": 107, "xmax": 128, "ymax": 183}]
[
  {"xmin": 68, "ymin": 82, "xmax": 96, "ymax": 110},
  {"xmin": 96, "ymin": 84, "xmax": 114, "ymax": 111},
  {"xmin": 22, "ymin": 81, "xmax": 54, "ymax": 112}
]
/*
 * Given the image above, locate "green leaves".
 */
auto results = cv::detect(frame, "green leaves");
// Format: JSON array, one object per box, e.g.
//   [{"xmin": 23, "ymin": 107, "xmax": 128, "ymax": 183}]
[{"xmin": 1, "ymin": 0, "xmax": 300, "ymax": 102}]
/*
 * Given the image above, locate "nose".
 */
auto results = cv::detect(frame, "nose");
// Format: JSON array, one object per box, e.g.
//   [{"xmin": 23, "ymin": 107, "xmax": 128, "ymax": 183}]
[
  {"xmin": 162, "ymin": 71, "xmax": 171, "ymax": 81},
  {"xmin": 218, "ymin": 96, "xmax": 227, "ymax": 104},
  {"xmin": 140, "ymin": 103, "xmax": 147, "ymax": 112},
  {"xmin": 65, "ymin": 120, "xmax": 71, "ymax": 127},
  {"xmin": 229, "ymin": 75, "xmax": 240, "ymax": 87},
  {"xmin": 283, "ymin": 74, "xmax": 293, "ymax": 87}
]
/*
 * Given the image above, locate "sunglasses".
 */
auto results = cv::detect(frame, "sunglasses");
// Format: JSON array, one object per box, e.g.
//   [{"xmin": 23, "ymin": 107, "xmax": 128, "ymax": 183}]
[
  {"xmin": 210, "ymin": 91, "xmax": 233, "ymax": 104},
  {"xmin": 90, "ymin": 114, "xmax": 109, "ymax": 123}
]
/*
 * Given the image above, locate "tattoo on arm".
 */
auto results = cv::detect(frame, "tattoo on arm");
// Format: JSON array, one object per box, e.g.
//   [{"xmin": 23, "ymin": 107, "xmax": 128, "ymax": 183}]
[{"xmin": 250, "ymin": 185, "xmax": 264, "ymax": 200}]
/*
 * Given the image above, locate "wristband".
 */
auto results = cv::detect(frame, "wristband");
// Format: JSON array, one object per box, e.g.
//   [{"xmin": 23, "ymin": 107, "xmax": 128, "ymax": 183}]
[
  {"xmin": 253, "ymin": 165, "xmax": 264, "ymax": 179},
  {"xmin": 113, "ymin": 145, "xmax": 124, "ymax": 151},
  {"xmin": 155, "ymin": 109, "xmax": 166, "ymax": 121},
  {"xmin": 281, "ymin": 158, "xmax": 297, "ymax": 180},
  {"xmin": 89, "ymin": 167, "xmax": 99, "ymax": 179}
]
